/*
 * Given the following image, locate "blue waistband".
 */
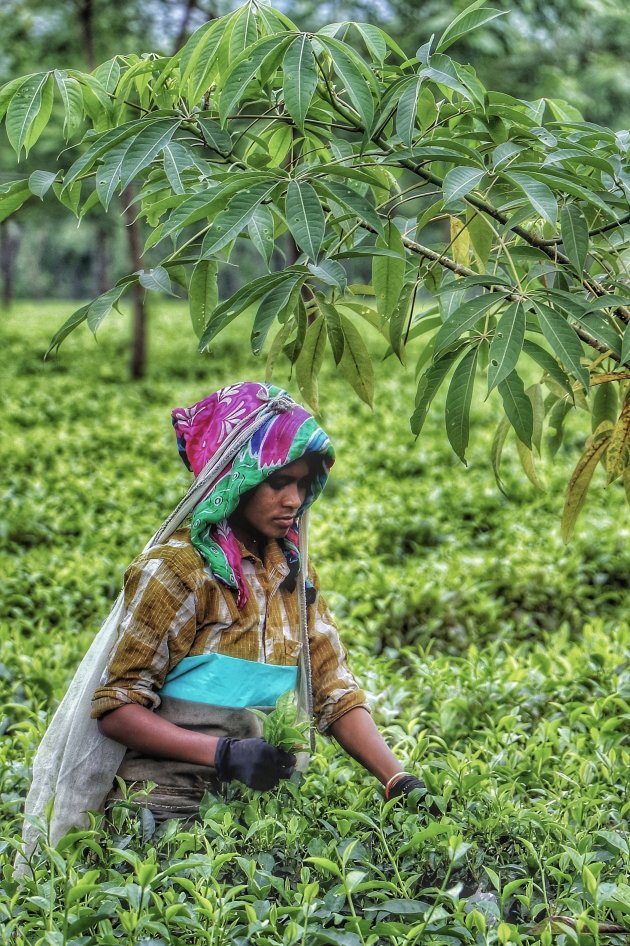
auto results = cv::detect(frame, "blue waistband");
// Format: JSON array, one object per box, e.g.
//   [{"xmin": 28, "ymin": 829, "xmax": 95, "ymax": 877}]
[{"xmin": 159, "ymin": 653, "xmax": 298, "ymax": 708}]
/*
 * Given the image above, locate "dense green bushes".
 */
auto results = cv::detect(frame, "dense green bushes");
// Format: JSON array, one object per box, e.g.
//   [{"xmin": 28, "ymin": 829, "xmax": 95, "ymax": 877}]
[{"xmin": 1, "ymin": 301, "xmax": 629, "ymax": 944}]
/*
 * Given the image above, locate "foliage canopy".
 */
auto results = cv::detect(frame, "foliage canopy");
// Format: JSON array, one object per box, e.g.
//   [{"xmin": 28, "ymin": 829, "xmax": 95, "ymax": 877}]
[{"xmin": 1, "ymin": 0, "xmax": 629, "ymax": 531}]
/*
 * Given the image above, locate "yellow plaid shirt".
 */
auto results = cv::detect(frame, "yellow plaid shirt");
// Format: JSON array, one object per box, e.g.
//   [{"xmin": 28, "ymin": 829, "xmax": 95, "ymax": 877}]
[{"xmin": 91, "ymin": 529, "xmax": 367, "ymax": 733}]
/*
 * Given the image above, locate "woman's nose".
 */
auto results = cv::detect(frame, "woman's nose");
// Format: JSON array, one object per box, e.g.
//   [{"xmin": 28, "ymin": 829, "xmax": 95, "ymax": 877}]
[{"xmin": 283, "ymin": 483, "xmax": 303, "ymax": 508}]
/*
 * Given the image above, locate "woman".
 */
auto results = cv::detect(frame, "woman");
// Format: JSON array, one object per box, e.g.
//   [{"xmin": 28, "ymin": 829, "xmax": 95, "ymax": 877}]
[{"xmin": 21, "ymin": 383, "xmax": 425, "ymax": 852}]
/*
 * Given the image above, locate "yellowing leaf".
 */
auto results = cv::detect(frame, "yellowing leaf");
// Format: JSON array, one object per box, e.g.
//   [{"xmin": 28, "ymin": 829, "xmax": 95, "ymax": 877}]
[
  {"xmin": 449, "ymin": 215, "xmax": 471, "ymax": 266},
  {"xmin": 561, "ymin": 425, "xmax": 613, "ymax": 541},
  {"xmin": 606, "ymin": 394, "xmax": 630, "ymax": 483}
]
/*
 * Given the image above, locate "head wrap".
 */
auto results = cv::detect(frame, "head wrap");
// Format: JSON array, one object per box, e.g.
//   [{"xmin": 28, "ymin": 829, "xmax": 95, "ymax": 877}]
[{"xmin": 172, "ymin": 381, "xmax": 334, "ymax": 607}]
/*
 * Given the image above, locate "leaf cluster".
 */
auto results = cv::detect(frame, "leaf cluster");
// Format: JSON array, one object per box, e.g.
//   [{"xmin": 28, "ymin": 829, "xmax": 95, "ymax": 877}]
[{"xmin": 0, "ymin": 0, "xmax": 629, "ymax": 521}]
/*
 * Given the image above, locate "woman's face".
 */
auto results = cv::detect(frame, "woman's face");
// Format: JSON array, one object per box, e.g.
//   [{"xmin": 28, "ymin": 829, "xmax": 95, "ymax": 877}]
[{"xmin": 235, "ymin": 456, "xmax": 312, "ymax": 540}]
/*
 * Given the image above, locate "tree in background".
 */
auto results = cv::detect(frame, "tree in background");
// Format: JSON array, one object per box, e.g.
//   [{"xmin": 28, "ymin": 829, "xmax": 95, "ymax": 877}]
[
  {"xmin": 0, "ymin": 0, "xmax": 629, "ymax": 532},
  {"xmin": 0, "ymin": 0, "xmax": 219, "ymax": 374}
]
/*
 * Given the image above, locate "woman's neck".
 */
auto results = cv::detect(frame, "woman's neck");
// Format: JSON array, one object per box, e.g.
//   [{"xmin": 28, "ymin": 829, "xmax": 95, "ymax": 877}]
[{"xmin": 229, "ymin": 517, "xmax": 267, "ymax": 558}]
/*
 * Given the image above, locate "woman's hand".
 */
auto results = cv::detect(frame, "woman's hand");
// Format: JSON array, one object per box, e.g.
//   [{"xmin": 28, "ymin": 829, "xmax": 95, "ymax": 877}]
[{"xmin": 214, "ymin": 737, "xmax": 295, "ymax": 790}]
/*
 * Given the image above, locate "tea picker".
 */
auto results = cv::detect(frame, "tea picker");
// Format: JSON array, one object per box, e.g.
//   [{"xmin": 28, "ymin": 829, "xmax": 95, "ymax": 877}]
[{"xmin": 19, "ymin": 382, "xmax": 431, "ymax": 863}]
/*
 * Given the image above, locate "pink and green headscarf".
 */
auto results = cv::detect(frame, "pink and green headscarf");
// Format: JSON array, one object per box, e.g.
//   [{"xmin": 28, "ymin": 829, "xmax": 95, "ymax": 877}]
[{"xmin": 172, "ymin": 382, "xmax": 335, "ymax": 607}]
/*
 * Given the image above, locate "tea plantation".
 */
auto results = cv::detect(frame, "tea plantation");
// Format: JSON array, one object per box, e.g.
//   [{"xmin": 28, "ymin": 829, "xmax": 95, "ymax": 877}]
[{"xmin": 1, "ymin": 301, "xmax": 629, "ymax": 945}]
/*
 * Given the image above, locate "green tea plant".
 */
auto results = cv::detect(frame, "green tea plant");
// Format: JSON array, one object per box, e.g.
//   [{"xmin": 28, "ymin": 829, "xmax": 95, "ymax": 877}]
[
  {"xmin": 0, "ymin": 1, "xmax": 629, "ymax": 529},
  {"xmin": 252, "ymin": 690, "xmax": 311, "ymax": 753},
  {"xmin": 2, "ymin": 302, "xmax": 630, "ymax": 944}
]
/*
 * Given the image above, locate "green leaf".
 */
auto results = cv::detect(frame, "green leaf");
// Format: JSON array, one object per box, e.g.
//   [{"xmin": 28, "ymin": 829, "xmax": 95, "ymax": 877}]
[
  {"xmin": 487, "ymin": 302, "xmax": 525, "ymax": 392},
  {"xmin": 308, "ymin": 260, "xmax": 347, "ymax": 291},
  {"xmin": 229, "ymin": 4, "xmax": 258, "ymax": 60},
  {"xmin": 533, "ymin": 301, "xmax": 589, "ymax": 390},
  {"xmin": 338, "ymin": 313, "xmax": 374, "ymax": 406},
  {"xmin": 419, "ymin": 55, "xmax": 474, "ymax": 103},
  {"xmin": 0, "ymin": 179, "xmax": 32, "ymax": 222},
  {"xmin": 373, "ymin": 221, "xmax": 406, "ymax": 322},
  {"xmin": 197, "ymin": 116, "xmax": 233, "ymax": 155},
  {"xmin": 522, "ymin": 339, "xmax": 574, "ymax": 398},
  {"xmin": 445, "ymin": 346, "xmax": 478, "ymax": 463},
  {"xmin": 491, "ymin": 415, "xmax": 511, "ymax": 496},
  {"xmin": 560, "ymin": 204, "xmax": 589, "ymax": 274},
  {"xmin": 505, "ymin": 172, "xmax": 557, "ymax": 226},
  {"xmin": 442, "ymin": 167, "xmax": 485, "ymax": 209},
  {"xmin": 265, "ymin": 319, "xmax": 293, "ymax": 381},
  {"xmin": 434, "ymin": 293, "xmax": 503, "ymax": 355},
  {"xmin": 163, "ymin": 141, "xmax": 195, "ymax": 195},
  {"xmin": 498, "ymin": 370, "xmax": 533, "ymax": 448},
  {"xmin": 189, "ymin": 259, "xmax": 218, "ymax": 339},
  {"xmin": 592, "ymin": 383, "xmax": 618, "ymax": 433},
  {"xmin": 86, "ymin": 284, "xmax": 128, "ymax": 334},
  {"xmin": 316, "ymin": 180, "xmax": 384, "ymax": 236},
  {"xmin": 63, "ymin": 118, "xmax": 148, "ymax": 189},
  {"xmin": 528, "ymin": 382, "xmax": 545, "ymax": 454},
  {"xmin": 283, "ymin": 35, "xmax": 317, "ymax": 129},
  {"xmin": 395, "ymin": 78, "xmax": 422, "ymax": 148},
  {"xmin": 219, "ymin": 35, "xmax": 292, "ymax": 125},
  {"xmin": 437, "ymin": 2, "xmax": 506, "ymax": 53},
  {"xmin": 468, "ymin": 212, "xmax": 494, "ymax": 269},
  {"xmin": 198, "ymin": 272, "xmax": 291, "ymax": 350},
  {"xmin": 251, "ymin": 275, "xmax": 304, "ymax": 355},
  {"xmin": 45, "ymin": 303, "xmax": 91, "ymax": 357},
  {"xmin": 389, "ymin": 282, "xmax": 414, "ymax": 364},
  {"xmin": 546, "ymin": 398, "xmax": 574, "ymax": 458},
  {"xmin": 296, "ymin": 316, "xmax": 327, "ymax": 411},
  {"xmin": 94, "ymin": 57, "xmax": 121, "ymax": 94},
  {"xmin": 410, "ymin": 349, "xmax": 460, "ymax": 436},
  {"xmin": 54, "ymin": 71, "xmax": 84, "ymax": 139},
  {"xmin": 5, "ymin": 72, "xmax": 53, "ymax": 157},
  {"xmin": 248, "ymin": 203, "xmax": 275, "ymax": 266},
  {"xmin": 138, "ymin": 266, "xmax": 174, "ymax": 295},
  {"xmin": 621, "ymin": 322, "xmax": 630, "ymax": 367},
  {"xmin": 286, "ymin": 180, "xmax": 326, "ymax": 260},
  {"xmin": 96, "ymin": 133, "xmax": 139, "ymax": 209},
  {"xmin": 201, "ymin": 181, "xmax": 277, "ymax": 258},
  {"xmin": 317, "ymin": 297, "xmax": 345, "ymax": 364},
  {"xmin": 317, "ymin": 35, "xmax": 376, "ymax": 129},
  {"xmin": 305, "ymin": 856, "xmax": 342, "ymax": 879},
  {"xmin": 28, "ymin": 170, "xmax": 57, "ymax": 199},
  {"xmin": 120, "ymin": 119, "xmax": 179, "ymax": 189},
  {"xmin": 0, "ymin": 75, "xmax": 30, "ymax": 122},
  {"xmin": 569, "ymin": 309, "xmax": 621, "ymax": 358}
]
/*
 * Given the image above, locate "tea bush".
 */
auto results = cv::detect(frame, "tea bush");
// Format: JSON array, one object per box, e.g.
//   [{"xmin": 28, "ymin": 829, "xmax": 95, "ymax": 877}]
[{"xmin": 1, "ymin": 301, "xmax": 629, "ymax": 945}]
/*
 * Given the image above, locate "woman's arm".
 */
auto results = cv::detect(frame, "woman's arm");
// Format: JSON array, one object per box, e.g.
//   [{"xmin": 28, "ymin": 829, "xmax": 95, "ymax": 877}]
[
  {"xmin": 328, "ymin": 706, "xmax": 403, "ymax": 785},
  {"xmin": 98, "ymin": 703, "xmax": 219, "ymax": 766}
]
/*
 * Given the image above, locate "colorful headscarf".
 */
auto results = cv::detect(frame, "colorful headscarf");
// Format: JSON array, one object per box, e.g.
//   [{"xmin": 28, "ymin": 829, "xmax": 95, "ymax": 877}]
[{"xmin": 172, "ymin": 382, "xmax": 335, "ymax": 607}]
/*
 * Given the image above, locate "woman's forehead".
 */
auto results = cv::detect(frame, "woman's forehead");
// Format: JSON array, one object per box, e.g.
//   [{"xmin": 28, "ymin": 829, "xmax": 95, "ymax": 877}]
[{"xmin": 275, "ymin": 456, "xmax": 310, "ymax": 478}]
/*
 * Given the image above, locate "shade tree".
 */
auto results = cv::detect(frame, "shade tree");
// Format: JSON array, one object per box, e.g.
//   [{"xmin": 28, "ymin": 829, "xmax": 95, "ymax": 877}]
[{"xmin": 0, "ymin": 0, "xmax": 629, "ymax": 532}]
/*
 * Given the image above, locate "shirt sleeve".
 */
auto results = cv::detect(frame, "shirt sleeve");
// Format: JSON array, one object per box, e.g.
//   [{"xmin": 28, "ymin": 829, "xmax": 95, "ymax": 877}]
[
  {"xmin": 307, "ymin": 563, "xmax": 370, "ymax": 734},
  {"xmin": 91, "ymin": 550, "xmax": 199, "ymax": 718}
]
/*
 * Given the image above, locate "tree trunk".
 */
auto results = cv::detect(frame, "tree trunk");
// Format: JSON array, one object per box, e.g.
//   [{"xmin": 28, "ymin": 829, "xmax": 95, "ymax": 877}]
[
  {"xmin": 94, "ymin": 224, "xmax": 109, "ymax": 295},
  {"xmin": 123, "ymin": 190, "xmax": 147, "ymax": 380},
  {"xmin": 173, "ymin": 0, "xmax": 200, "ymax": 51},
  {"xmin": 76, "ymin": 0, "xmax": 95, "ymax": 69},
  {"xmin": 0, "ymin": 222, "xmax": 13, "ymax": 308}
]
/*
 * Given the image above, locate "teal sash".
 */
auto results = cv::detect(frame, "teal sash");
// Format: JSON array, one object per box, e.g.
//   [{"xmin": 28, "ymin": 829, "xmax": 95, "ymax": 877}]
[{"xmin": 159, "ymin": 653, "xmax": 297, "ymax": 708}]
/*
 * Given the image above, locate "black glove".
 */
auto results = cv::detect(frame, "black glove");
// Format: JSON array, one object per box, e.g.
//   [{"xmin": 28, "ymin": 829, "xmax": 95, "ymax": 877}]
[
  {"xmin": 214, "ymin": 736, "xmax": 296, "ymax": 791},
  {"xmin": 387, "ymin": 775, "xmax": 442, "ymax": 816}
]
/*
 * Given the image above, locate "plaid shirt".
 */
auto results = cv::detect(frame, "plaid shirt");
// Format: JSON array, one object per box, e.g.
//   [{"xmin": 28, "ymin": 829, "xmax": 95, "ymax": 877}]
[{"xmin": 91, "ymin": 529, "xmax": 367, "ymax": 733}]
